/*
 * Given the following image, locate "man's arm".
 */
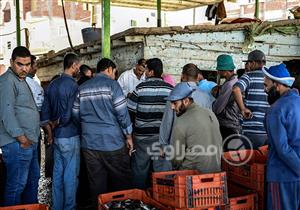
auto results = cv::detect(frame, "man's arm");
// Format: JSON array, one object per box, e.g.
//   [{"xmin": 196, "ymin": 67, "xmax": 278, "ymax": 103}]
[
  {"xmin": 213, "ymin": 84, "xmax": 232, "ymax": 115},
  {"xmin": 112, "ymin": 82, "xmax": 133, "ymax": 155},
  {"xmin": 59, "ymin": 83, "xmax": 78, "ymax": 127},
  {"xmin": 0, "ymin": 79, "xmax": 26, "ymax": 139},
  {"xmin": 127, "ymin": 88, "xmax": 138, "ymax": 125},
  {"xmin": 117, "ymin": 72, "xmax": 129, "ymax": 96},
  {"xmin": 40, "ymin": 87, "xmax": 54, "ymax": 145},
  {"xmin": 267, "ymin": 111, "xmax": 300, "ymax": 176},
  {"xmin": 72, "ymin": 92, "xmax": 81, "ymax": 127},
  {"xmin": 232, "ymin": 75, "xmax": 252, "ymax": 119},
  {"xmin": 42, "ymin": 123, "xmax": 53, "ymax": 145},
  {"xmin": 171, "ymin": 125, "xmax": 186, "ymax": 169},
  {"xmin": 159, "ymin": 102, "xmax": 175, "ymax": 146}
]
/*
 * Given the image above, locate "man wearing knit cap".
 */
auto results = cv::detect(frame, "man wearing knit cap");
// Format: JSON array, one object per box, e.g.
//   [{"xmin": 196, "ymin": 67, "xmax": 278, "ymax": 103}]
[
  {"xmin": 165, "ymin": 82, "xmax": 222, "ymax": 172},
  {"xmin": 213, "ymin": 54, "xmax": 241, "ymax": 140},
  {"xmin": 232, "ymin": 50, "xmax": 270, "ymax": 149},
  {"xmin": 263, "ymin": 63, "xmax": 300, "ymax": 210}
]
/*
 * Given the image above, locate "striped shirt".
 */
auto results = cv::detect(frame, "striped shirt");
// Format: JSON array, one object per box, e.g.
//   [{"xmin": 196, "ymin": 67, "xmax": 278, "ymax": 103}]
[
  {"xmin": 233, "ymin": 69, "xmax": 270, "ymax": 135},
  {"xmin": 127, "ymin": 78, "xmax": 173, "ymax": 141},
  {"xmin": 72, "ymin": 73, "xmax": 132, "ymax": 151}
]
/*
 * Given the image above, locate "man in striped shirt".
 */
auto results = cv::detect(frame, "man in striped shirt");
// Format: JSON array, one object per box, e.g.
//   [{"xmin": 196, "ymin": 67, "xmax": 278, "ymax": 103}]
[
  {"xmin": 72, "ymin": 58, "xmax": 133, "ymax": 209},
  {"xmin": 127, "ymin": 58, "xmax": 173, "ymax": 189},
  {"xmin": 232, "ymin": 50, "xmax": 270, "ymax": 149}
]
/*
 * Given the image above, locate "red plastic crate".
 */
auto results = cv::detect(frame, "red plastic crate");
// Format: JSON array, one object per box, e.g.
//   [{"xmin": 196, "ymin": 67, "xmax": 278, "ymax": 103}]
[
  {"xmin": 152, "ymin": 170, "xmax": 228, "ymax": 209},
  {"xmin": 227, "ymin": 182, "xmax": 257, "ymax": 210},
  {"xmin": 222, "ymin": 150, "xmax": 266, "ymax": 191},
  {"xmin": 0, "ymin": 204, "xmax": 49, "ymax": 210},
  {"xmin": 258, "ymin": 146, "xmax": 268, "ymax": 158},
  {"xmin": 98, "ymin": 189, "xmax": 168, "ymax": 210},
  {"xmin": 256, "ymin": 190, "xmax": 266, "ymax": 210},
  {"xmin": 175, "ymin": 207, "xmax": 225, "ymax": 210}
]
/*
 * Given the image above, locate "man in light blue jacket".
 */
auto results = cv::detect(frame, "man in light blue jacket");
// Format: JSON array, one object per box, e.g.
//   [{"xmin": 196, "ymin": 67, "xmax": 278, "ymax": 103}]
[{"xmin": 263, "ymin": 63, "xmax": 300, "ymax": 210}]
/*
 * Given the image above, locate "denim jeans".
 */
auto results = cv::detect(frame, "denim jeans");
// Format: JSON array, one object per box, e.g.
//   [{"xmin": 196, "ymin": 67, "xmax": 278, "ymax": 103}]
[
  {"xmin": 52, "ymin": 136, "xmax": 80, "ymax": 210},
  {"xmin": 1, "ymin": 141, "xmax": 40, "ymax": 206}
]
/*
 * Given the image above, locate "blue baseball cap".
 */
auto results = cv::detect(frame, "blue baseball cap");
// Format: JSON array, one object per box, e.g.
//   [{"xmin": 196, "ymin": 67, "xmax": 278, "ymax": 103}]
[
  {"xmin": 165, "ymin": 82, "xmax": 196, "ymax": 102},
  {"xmin": 262, "ymin": 63, "xmax": 295, "ymax": 87}
]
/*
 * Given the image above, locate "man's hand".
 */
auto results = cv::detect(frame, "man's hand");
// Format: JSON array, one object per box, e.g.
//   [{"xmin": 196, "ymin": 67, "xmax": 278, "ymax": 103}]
[
  {"xmin": 17, "ymin": 135, "xmax": 33, "ymax": 148},
  {"xmin": 49, "ymin": 119, "xmax": 59, "ymax": 129},
  {"xmin": 242, "ymin": 108, "xmax": 253, "ymax": 119},
  {"xmin": 126, "ymin": 135, "xmax": 134, "ymax": 156},
  {"xmin": 47, "ymin": 133, "xmax": 53, "ymax": 145},
  {"xmin": 127, "ymin": 92, "xmax": 132, "ymax": 98},
  {"xmin": 160, "ymin": 147, "xmax": 165, "ymax": 158}
]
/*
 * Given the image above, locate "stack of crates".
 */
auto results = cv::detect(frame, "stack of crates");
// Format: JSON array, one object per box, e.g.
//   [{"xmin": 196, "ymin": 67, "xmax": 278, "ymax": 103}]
[
  {"xmin": 222, "ymin": 149, "xmax": 267, "ymax": 210},
  {"xmin": 152, "ymin": 170, "xmax": 228, "ymax": 210}
]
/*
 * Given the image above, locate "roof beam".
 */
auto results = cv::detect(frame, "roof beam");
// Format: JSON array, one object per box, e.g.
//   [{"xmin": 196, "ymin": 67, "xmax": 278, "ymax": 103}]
[{"xmin": 65, "ymin": 0, "xmax": 225, "ymax": 10}]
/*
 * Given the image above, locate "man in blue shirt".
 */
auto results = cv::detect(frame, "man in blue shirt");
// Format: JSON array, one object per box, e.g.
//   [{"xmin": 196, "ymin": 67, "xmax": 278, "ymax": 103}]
[
  {"xmin": 72, "ymin": 58, "xmax": 133, "ymax": 209},
  {"xmin": 0, "ymin": 46, "xmax": 40, "ymax": 206},
  {"xmin": 263, "ymin": 63, "xmax": 300, "ymax": 210},
  {"xmin": 41, "ymin": 53, "xmax": 80, "ymax": 210}
]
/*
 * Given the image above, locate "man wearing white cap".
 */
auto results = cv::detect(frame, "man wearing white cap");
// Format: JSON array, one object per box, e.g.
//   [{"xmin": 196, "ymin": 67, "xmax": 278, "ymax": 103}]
[
  {"xmin": 263, "ymin": 63, "xmax": 300, "ymax": 210},
  {"xmin": 165, "ymin": 82, "xmax": 222, "ymax": 172}
]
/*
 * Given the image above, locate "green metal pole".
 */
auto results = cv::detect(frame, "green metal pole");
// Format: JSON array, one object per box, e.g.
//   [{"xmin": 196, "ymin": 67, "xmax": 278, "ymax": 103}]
[
  {"xmin": 254, "ymin": 0, "xmax": 260, "ymax": 19},
  {"xmin": 157, "ymin": 0, "xmax": 161, "ymax": 27},
  {"xmin": 16, "ymin": 0, "xmax": 21, "ymax": 46},
  {"xmin": 102, "ymin": 0, "xmax": 111, "ymax": 58}
]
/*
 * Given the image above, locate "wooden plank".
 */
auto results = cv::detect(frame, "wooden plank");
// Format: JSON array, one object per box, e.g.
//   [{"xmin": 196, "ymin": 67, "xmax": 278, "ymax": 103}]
[
  {"xmin": 269, "ymin": 44, "xmax": 300, "ymax": 57},
  {"xmin": 125, "ymin": 36, "xmax": 144, "ymax": 43},
  {"xmin": 254, "ymin": 34, "xmax": 300, "ymax": 46},
  {"xmin": 146, "ymin": 32, "xmax": 246, "ymax": 45}
]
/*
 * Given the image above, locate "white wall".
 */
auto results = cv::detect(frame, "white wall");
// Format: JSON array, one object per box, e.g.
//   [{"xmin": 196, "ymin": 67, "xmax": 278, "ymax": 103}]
[{"xmin": 26, "ymin": 14, "xmax": 90, "ymax": 54}]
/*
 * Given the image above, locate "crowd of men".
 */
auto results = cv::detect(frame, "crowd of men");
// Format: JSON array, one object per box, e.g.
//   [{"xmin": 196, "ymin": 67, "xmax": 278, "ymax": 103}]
[{"xmin": 0, "ymin": 46, "xmax": 299, "ymax": 210}]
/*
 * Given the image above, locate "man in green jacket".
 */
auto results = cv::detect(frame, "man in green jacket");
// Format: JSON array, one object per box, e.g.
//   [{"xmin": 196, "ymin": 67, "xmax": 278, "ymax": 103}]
[{"xmin": 165, "ymin": 82, "xmax": 222, "ymax": 172}]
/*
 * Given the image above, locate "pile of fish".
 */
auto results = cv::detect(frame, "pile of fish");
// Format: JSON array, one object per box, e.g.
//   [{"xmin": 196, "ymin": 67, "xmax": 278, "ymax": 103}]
[{"xmin": 104, "ymin": 199, "xmax": 160, "ymax": 210}]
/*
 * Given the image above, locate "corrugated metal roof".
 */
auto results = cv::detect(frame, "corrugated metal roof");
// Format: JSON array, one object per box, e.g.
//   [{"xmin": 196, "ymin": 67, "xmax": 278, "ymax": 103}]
[{"xmin": 65, "ymin": 0, "xmax": 234, "ymax": 11}]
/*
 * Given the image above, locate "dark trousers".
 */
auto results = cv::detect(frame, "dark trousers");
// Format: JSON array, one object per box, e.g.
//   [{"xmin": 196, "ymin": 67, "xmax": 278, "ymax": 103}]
[
  {"xmin": 268, "ymin": 181, "xmax": 300, "ymax": 210},
  {"xmin": 76, "ymin": 150, "xmax": 91, "ymax": 209},
  {"xmin": 220, "ymin": 126, "xmax": 240, "ymax": 140},
  {"xmin": 82, "ymin": 146, "xmax": 132, "ymax": 209},
  {"xmin": 244, "ymin": 132, "xmax": 268, "ymax": 149},
  {"xmin": 131, "ymin": 141, "xmax": 172, "ymax": 189}
]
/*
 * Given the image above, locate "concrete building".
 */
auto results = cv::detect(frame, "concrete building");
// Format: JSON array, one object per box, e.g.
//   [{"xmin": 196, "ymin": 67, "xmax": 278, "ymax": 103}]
[
  {"xmin": 1, "ymin": 0, "xmax": 299, "ymax": 66},
  {"xmin": 0, "ymin": 0, "xmax": 91, "ymax": 65},
  {"xmin": 36, "ymin": 19, "xmax": 300, "ymax": 85}
]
